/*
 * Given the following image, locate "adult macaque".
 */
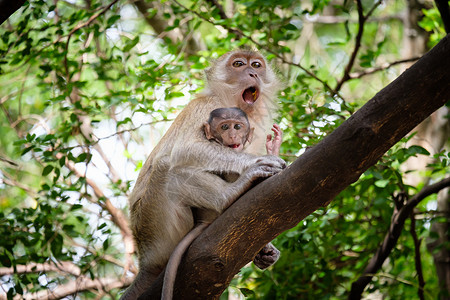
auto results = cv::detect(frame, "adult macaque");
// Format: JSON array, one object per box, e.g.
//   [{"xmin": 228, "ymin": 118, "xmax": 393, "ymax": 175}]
[
  {"xmin": 162, "ymin": 107, "xmax": 283, "ymax": 299},
  {"xmin": 122, "ymin": 50, "xmax": 285, "ymax": 299}
]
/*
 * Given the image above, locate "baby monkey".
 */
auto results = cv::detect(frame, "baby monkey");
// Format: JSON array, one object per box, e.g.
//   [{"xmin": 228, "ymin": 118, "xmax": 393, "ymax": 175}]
[
  {"xmin": 162, "ymin": 107, "xmax": 282, "ymax": 300},
  {"xmin": 204, "ymin": 107, "xmax": 282, "ymax": 155},
  {"xmin": 205, "ymin": 107, "xmax": 254, "ymax": 152}
]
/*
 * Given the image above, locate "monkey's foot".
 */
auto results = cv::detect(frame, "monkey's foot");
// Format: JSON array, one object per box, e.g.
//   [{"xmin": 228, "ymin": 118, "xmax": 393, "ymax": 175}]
[{"xmin": 253, "ymin": 243, "xmax": 280, "ymax": 270}]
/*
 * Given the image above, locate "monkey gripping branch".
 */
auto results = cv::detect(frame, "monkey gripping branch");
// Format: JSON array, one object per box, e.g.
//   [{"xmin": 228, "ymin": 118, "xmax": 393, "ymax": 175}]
[{"xmin": 140, "ymin": 34, "xmax": 450, "ymax": 299}]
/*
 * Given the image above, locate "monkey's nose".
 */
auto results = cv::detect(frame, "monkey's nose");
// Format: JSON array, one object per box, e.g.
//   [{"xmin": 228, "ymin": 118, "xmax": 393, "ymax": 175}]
[{"xmin": 249, "ymin": 73, "xmax": 258, "ymax": 78}]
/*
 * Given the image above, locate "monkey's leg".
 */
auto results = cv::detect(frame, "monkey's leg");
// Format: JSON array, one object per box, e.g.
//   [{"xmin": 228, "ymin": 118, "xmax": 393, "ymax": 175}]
[
  {"xmin": 120, "ymin": 267, "xmax": 161, "ymax": 300},
  {"xmin": 253, "ymin": 242, "xmax": 280, "ymax": 269}
]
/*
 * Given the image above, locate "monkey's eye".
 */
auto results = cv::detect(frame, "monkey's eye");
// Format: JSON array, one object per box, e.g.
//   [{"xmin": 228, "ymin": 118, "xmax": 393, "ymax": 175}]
[
  {"xmin": 234, "ymin": 124, "xmax": 242, "ymax": 130},
  {"xmin": 251, "ymin": 61, "xmax": 262, "ymax": 68},
  {"xmin": 221, "ymin": 124, "xmax": 229, "ymax": 130},
  {"xmin": 232, "ymin": 61, "xmax": 245, "ymax": 67}
]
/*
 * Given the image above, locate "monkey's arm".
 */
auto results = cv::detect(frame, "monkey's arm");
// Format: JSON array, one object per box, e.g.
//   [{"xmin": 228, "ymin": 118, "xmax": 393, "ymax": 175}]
[
  {"xmin": 171, "ymin": 138, "xmax": 285, "ymax": 175},
  {"xmin": 168, "ymin": 159, "xmax": 283, "ymax": 213}
]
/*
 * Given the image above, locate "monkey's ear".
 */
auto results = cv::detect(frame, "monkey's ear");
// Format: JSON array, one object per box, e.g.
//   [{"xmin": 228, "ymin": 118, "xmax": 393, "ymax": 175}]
[
  {"xmin": 204, "ymin": 122, "xmax": 213, "ymax": 140},
  {"xmin": 247, "ymin": 127, "xmax": 255, "ymax": 144}
]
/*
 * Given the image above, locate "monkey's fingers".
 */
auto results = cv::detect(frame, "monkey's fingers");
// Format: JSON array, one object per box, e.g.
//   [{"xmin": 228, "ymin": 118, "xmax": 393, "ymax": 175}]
[
  {"xmin": 245, "ymin": 162, "xmax": 284, "ymax": 182},
  {"xmin": 255, "ymin": 155, "xmax": 286, "ymax": 169}
]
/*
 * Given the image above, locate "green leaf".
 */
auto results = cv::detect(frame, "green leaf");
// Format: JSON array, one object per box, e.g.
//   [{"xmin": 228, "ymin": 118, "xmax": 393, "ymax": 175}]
[
  {"xmin": 123, "ymin": 36, "xmax": 140, "ymax": 52},
  {"xmin": 107, "ymin": 15, "xmax": 121, "ymax": 26},
  {"xmin": 42, "ymin": 165, "xmax": 54, "ymax": 176},
  {"xmin": 407, "ymin": 145, "xmax": 430, "ymax": 156},
  {"xmin": 374, "ymin": 179, "xmax": 389, "ymax": 188},
  {"xmin": 51, "ymin": 234, "xmax": 63, "ymax": 257}
]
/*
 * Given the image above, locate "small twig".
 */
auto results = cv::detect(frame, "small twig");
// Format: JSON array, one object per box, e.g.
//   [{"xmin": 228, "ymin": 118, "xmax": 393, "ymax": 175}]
[
  {"xmin": 349, "ymin": 57, "xmax": 421, "ymax": 79},
  {"xmin": 204, "ymin": 0, "xmax": 228, "ymax": 20},
  {"xmin": 57, "ymin": 118, "xmax": 173, "ymax": 153},
  {"xmin": 335, "ymin": 0, "xmax": 383, "ymax": 93},
  {"xmin": 410, "ymin": 212, "xmax": 425, "ymax": 300},
  {"xmin": 1, "ymin": 172, "xmax": 37, "ymax": 197}
]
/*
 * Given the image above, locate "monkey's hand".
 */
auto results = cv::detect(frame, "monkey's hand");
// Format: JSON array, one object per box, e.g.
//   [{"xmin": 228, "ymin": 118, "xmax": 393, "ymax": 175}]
[
  {"xmin": 243, "ymin": 156, "xmax": 285, "ymax": 183},
  {"xmin": 253, "ymin": 242, "xmax": 280, "ymax": 269},
  {"xmin": 253, "ymin": 155, "xmax": 286, "ymax": 172}
]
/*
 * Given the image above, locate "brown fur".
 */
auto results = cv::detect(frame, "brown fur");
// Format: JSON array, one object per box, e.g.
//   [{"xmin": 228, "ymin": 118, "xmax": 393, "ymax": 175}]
[{"xmin": 121, "ymin": 50, "xmax": 284, "ymax": 299}]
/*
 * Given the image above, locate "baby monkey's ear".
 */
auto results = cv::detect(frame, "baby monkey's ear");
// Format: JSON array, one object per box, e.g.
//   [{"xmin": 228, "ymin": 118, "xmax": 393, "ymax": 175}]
[{"xmin": 204, "ymin": 122, "xmax": 214, "ymax": 140}]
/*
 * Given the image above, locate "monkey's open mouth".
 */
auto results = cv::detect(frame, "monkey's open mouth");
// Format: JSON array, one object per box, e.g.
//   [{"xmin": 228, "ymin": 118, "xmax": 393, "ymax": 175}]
[
  {"xmin": 228, "ymin": 144, "xmax": 240, "ymax": 149},
  {"xmin": 242, "ymin": 86, "xmax": 259, "ymax": 105}
]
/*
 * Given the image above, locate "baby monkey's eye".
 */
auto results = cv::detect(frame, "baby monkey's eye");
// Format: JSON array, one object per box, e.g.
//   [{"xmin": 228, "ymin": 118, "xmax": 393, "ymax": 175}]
[
  {"xmin": 234, "ymin": 124, "xmax": 242, "ymax": 130},
  {"xmin": 251, "ymin": 61, "xmax": 262, "ymax": 68},
  {"xmin": 232, "ymin": 61, "xmax": 245, "ymax": 67},
  {"xmin": 221, "ymin": 124, "xmax": 229, "ymax": 130}
]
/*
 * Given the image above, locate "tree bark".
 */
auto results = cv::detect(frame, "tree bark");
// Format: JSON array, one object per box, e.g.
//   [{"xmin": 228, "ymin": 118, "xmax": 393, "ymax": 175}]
[
  {"xmin": 0, "ymin": 0, "xmax": 27, "ymax": 25},
  {"xmin": 139, "ymin": 34, "xmax": 450, "ymax": 299}
]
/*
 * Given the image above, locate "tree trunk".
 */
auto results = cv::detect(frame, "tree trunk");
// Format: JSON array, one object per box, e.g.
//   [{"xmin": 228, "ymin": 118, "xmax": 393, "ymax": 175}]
[{"xmin": 139, "ymin": 34, "xmax": 450, "ymax": 299}]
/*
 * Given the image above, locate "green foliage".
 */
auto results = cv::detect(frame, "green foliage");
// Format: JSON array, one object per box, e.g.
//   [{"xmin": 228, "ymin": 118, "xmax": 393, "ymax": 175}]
[
  {"xmin": 0, "ymin": 0, "xmax": 448, "ymax": 298},
  {"xmin": 418, "ymin": 4, "xmax": 448, "ymax": 47}
]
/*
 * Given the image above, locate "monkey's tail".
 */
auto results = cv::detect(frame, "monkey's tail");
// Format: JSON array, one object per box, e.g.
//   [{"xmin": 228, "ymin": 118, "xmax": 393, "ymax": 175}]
[{"xmin": 161, "ymin": 223, "xmax": 209, "ymax": 300}]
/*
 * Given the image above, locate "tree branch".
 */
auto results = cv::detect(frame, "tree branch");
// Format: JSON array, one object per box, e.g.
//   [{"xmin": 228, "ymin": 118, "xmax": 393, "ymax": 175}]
[
  {"xmin": 410, "ymin": 212, "xmax": 425, "ymax": 300},
  {"xmin": 140, "ymin": 34, "xmax": 450, "ymax": 299},
  {"xmin": 349, "ymin": 57, "xmax": 421, "ymax": 79},
  {"xmin": 349, "ymin": 177, "xmax": 450, "ymax": 299},
  {"xmin": 19, "ymin": 276, "xmax": 133, "ymax": 300},
  {"xmin": 334, "ymin": 0, "xmax": 383, "ymax": 93},
  {"xmin": 435, "ymin": 0, "xmax": 450, "ymax": 34},
  {"xmin": 0, "ymin": 0, "xmax": 26, "ymax": 25},
  {"xmin": 0, "ymin": 261, "xmax": 80, "ymax": 277}
]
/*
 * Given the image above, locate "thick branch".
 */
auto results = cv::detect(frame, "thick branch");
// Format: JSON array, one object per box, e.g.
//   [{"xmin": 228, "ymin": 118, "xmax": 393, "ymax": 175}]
[
  {"xmin": 141, "ymin": 34, "xmax": 450, "ymax": 299},
  {"xmin": 435, "ymin": 0, "xmax": 450, "ymax": 34},
  {"xmin": 0, "ymin": 0, "xmax": 26, "ymax": 25},
  {"xmin": 349, "ymin": 177, "xmax": 450, "ymax": 299}
]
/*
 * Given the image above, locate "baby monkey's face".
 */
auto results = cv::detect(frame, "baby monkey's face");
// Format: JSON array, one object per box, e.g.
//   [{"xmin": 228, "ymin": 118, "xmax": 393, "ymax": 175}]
[
  {"xmin": 204, "ymin": 108, "xmax": 254, "ymax": 151},
  {"xmin": 214, "ymin": 119, "xmax": 250, "ymax": 152}
]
